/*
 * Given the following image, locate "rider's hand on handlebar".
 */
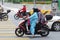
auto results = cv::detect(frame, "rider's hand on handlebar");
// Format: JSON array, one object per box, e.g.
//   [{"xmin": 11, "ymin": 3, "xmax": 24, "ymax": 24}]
[
  {"xmin": 23, "ymin": 16, "xmax": 26, "ymax": 18},
  {"xmin": 23, "ymin": 16, "xmax": 29, "ymax": 20},
  {"xmin": 23, "ymin": 16, "xmax": 27, "ymax": 20}
]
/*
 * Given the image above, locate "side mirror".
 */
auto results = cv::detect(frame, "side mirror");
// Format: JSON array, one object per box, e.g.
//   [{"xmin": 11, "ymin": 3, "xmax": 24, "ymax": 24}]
[
  {"xmin": 7, "ymin": 10, "xmax": 11, "ymax": 13},
  {"xmin": 46, "ymin": 15, "xmax": 53, "ymax": 20}
]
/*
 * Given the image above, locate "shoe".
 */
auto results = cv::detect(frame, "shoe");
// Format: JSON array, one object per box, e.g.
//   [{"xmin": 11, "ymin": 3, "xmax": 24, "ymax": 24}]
[
  {"xmin": 27, "ymin": 31, "xmax": 31, "ymax": 35},
  {"xmin": 27, "ymin": 30, "xmax": 30, "ymax": 33}
]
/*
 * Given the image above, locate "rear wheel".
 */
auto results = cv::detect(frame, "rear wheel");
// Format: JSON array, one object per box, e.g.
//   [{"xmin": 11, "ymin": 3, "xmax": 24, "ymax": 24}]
[
  {"xmin": 15, "ymin": 28, "xmax": 24, "ymax": 37},
  {"xmin": 40, "ymin": 25, "xmax": 49, "ymax": 37}
]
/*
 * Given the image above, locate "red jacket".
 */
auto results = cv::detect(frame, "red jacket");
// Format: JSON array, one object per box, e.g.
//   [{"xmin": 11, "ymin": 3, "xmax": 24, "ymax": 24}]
[{"xmin": 20, "ymin": 6, "xmax": 26, "ymax": 12}]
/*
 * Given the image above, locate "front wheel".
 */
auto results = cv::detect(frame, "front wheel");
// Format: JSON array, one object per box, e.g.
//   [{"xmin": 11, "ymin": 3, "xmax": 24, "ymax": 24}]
[
  {"xmin": 40, "ymin": 25, "xmax": 49, "ymax": 37},
  {"xmin": 14, "ymin": 14, "xmax": 19, "ymax": 20},
  {"xmin": 15, "ymin": 28, "xmax": 24, "ymax": 37},
  {"xmin": 52, "ymin": 22, "xmax": 60, "ymax": 31}
]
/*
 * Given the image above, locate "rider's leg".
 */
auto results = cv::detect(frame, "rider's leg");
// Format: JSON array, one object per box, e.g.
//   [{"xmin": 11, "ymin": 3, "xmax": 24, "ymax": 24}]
[
  {"xmin": 22, "ymin": 12, "xmax": 26, "ymax": 16},
  {"xmin": 26, "ymin": 20, "xmax": 30, "ymax": 33},
  {"xmin": 30, "ymin": 21, "xmax": 37, "ymax": 36},
  {"xmin": 26, "ymin": 21, "xmax": 29, "ymax": 31}
]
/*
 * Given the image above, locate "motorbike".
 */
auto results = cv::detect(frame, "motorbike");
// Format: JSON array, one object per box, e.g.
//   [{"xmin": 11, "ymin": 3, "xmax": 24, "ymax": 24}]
[
  {"xmin": 15, "ymin": 15, "xmax": 53, "ymax": 37},
  {"xmin": 0, "ymin": 10, "xmax": 11, "ymax": 21},
  {"xmin": 14, "ymin": 10, "xmax": 30, "ymax": 20}
]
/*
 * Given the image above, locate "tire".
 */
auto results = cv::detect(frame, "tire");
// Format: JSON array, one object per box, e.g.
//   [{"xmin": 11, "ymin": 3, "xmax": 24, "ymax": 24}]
[
  {"xmin": 14, "ymin": 14, "xmax": 19, "ymax": 20},
  {"xmin": 15, "ymin": 28, "xmax": 24, "ymax": 37},
  {"xmin": 40, "ymin": 25, "xmax": 49, "ymax": 37},
  {"xmin": 3, "ymin": 15, "xmax": 8, "ymax": 21},
  {"xmin": 52, "ymin": 22, "xmax": 60, "ymax": 31}
]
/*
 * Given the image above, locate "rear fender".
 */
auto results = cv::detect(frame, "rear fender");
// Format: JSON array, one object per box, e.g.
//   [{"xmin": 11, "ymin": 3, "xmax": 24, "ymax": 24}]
[{"xmin": 43, "ymin": 24, "xmax": 50, "ymax": 30}]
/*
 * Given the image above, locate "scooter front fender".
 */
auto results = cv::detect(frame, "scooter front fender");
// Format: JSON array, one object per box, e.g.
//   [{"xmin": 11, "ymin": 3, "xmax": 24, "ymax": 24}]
[{"xmin": 19, "ymin": 25, "xmax": 25, "ymax": 31}]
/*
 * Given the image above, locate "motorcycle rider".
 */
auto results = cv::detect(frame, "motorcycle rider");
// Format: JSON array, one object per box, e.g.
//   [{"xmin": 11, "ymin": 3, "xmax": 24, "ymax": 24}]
[
  {"xmin": 25, "ymin": 8, "xmax": 39, "ymax": 37},
  {"xmin": 0, "ymin": 5, "xmax": 4, "ymax": 14},
  {"xmin": 18, "ymin": 4, "xmax": 27, "ymax": 17},
  {"xmin": 25, "ymin": 8, "xmax": 46, "ymax": 37},
  {"xmin": 29, "ymin": 8, "xmax": 38, "ymax": 37}
]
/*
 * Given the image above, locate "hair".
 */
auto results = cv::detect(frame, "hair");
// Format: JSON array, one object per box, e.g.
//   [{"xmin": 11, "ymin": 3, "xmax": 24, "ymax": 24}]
[{"xmin": 33, "ymin": 8, "xmax": 39, "ymax": 12}]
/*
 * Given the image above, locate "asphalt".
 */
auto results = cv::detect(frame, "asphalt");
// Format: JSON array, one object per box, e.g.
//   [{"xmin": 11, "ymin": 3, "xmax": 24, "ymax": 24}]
[{"xmin": 0, "ymin": 20, "xmax": 29, "ymax": 40}]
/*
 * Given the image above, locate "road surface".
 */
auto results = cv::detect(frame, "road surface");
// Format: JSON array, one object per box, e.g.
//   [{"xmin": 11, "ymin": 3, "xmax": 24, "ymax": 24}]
[{"xmin": 0, "ymin": 9, "xmax": 60, "ymax": 40}]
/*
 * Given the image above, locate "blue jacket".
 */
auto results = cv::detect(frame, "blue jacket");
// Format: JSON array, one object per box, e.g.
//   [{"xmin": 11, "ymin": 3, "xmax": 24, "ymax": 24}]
[
  {"xmin": 29, "ymin": 12, "xmax": 38, "ymax": 35},
  {"xmin": 29, "ymin": 12, "xmax": 38, "ymax": 24}
]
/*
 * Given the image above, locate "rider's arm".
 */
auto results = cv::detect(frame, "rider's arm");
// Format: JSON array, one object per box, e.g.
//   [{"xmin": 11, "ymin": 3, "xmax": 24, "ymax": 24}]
[
  {"xmin": 20, "ymin": 7, "xmax": 26, "ymax": 12},
  {"xmin": 29, "ymin": 12, "xmax": 38, "ymax": 19},
  {"xmin": 25, "ymin": 12, "xmax": 38, "ymax": 20}
]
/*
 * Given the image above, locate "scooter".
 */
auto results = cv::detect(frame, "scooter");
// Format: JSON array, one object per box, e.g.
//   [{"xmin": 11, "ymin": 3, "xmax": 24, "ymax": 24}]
[
  {"xmin": 15, "ymin": 15, "xmax": 53, "ymax": 37},
  {"xmin": 0, "ymin": 10, "xmax": 11, "ymax": 21},
  {"xmin": 14, "ymin": 10, "xmax": 30, "ymax": 20}
]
